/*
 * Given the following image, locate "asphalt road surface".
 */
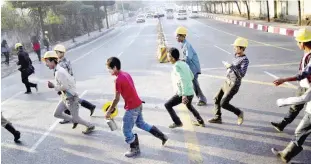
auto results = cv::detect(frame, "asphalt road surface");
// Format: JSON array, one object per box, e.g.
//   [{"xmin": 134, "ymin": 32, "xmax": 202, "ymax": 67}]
[{"xmin": 1, "ymin": 16, "xmax": 310, "ymax": 164}]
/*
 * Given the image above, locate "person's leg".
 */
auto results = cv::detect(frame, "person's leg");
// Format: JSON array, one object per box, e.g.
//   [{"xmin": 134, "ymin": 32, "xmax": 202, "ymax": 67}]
[
  {"xmin": 164, "ymin": 95, "xmax": 183, "ymax": 128},
  {"xmin": 208, "ymin": 84, "xmax": 225, "ymax": 123},
  {"xmin": 21, "ymin": 73, "xmax": 31, "ymax": 93},
  {"xmin": 135, "ymin": 105, "xmax": 168, "ymax": 145},
  {"xmin": 66, "ymin": 97, "xmax": 94, "ymax": 134},
  {"xmin": 36, "ymin": 50, "xmax": 41, "ymax": 62},
  {"xmin": 193, "ymin": 74, "xmax": 207, "ymax": 106},
  {"xmin": 4, "ymin": 52, "xmax": 9, "ymax": 65},
  {"xmin": 123, "ymin": 109, "xmax": 140, "ymax": 157},
  {"xmin": 78, "ymin": 98, "xmax": 96, "ymax": 116},
  {"xmin": 271, "ymin": 87, "xmax": 306, "ymax": 132},
  {"xmin": 220, "ymin": 82, "xmax": 244, "ymax": 125},
  {"xmin": 2, "ymin": 113, "xmax": 20, "ymax": 142},
  {"xmin": 185, "ymin": 95, "xmax": 205, "ymax": 126},
  {"xmin": 271, "ymin": 113, "xmax": 310, "ymax": 163}
]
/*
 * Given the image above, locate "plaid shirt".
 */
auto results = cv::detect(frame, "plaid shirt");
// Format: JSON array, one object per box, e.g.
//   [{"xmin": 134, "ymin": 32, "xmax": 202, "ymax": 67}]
[
  {"xmin": 58, "ymin": 57, "xmax": 74, "ymax": 76},
  {"xmin": 227, "ymin": 54, "xmax": 249, "ymax": 85}
]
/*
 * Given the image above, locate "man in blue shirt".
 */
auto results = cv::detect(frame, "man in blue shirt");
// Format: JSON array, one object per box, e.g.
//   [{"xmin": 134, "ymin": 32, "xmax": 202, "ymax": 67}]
[{"xmin": 175, "ymin": 27, "xmax": 207, "ymax": 106}]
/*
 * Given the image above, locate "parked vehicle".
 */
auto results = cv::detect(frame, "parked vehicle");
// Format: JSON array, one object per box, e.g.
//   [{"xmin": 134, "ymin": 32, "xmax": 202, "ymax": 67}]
[{"xmin": 177, "ymin": 9, "xmax": 187, "ymax": 20}]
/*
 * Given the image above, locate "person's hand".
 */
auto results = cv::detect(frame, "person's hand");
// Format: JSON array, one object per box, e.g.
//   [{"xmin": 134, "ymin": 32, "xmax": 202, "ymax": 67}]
[
  {"xmin": 48, "ymin": 81, "xmax": 54, "ymax": 88},
  {"xmin": 105, "ymin": 111, "xmax": 112, "ymax": 119},
  {"xmin": 273, "ymin": 78, "xmax": 286, "ymax": 86},
  {"xmin": 222, "ymin": 61, "xmax": 231, "ymax": 68},
  {"xmin": 182, "ymin": 96, "xmax": 189, "ymax": 104},
  {"xmin": 276, "ymin": 99, "xmax": 286, "ymax": 107}
]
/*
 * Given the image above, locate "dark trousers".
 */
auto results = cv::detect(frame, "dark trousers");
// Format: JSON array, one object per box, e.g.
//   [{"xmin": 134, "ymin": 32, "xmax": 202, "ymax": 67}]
[
  {"xmin": 213, "ymin": 80, "xmax": 242, "ymax": 118},
  {"xmin": 293, "ymin": 113, "xmax": 311, "ymax": 147},
  {"xmin": 3, "ymin": 52, "xmax": 9, "ymax": 65},
  {"xmin": 282, "ymin": 87, "xmax": 307, "ymax": 125},
  {"xmin": 35, "ymin": 50, "xmax": 41, "ymax": 62},
  {"xmin": 21, "ymin": 72, "xmax": 36, "ymax": 92},
  {"xmin": 164, "ymin": 95, "xmax": 204, "ymax": 125}
]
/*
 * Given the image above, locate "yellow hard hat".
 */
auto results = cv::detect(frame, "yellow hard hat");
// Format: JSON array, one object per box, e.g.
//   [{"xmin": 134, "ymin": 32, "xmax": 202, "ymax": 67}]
[
  {"xmin": 54, "ymin": 44, "xmax": 66, "ymax": 53},
  {"xmin": 42, "ymin": 51, "xmax": 58, "ymax": 61},
  {"xmin": 295, "ymin": 28, "xmax": 311, "ymax": 43},
  {"xmin": 175, "ymin": 26, "xmax": 187, "ymax": 36},
  {"xmin": 15, "ymin": 43, "xmax": 23, "ymax": 50},
  {"xmin": 232, "ymin": 37, "xmax": 248, "ymax": 47},
  {"xmin": 102, "ymin": 101, "xmax": 118, "ymax": 118}
]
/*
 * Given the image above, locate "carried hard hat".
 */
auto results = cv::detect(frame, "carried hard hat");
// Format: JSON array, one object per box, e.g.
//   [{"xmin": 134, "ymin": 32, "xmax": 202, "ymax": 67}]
[
  {"xmin": 232, "ymin": 37, "xmax": 248, "ymax": 47},
  {"xmin": 54, "ymin": 44, "xmax": 66, "ymax": 53},
  {"xmin": 175, "ymin": 26, "xmax": 187, "ymax": 35},
  {"xmin": 42, "ymin": 51, "xmax": 58, "ymax": 61},
  {"xmin": 295, "ymin": 28, "xmax": 311, "ymax": 43},
  {"xmin": 102, "ymin": 101, "xmax": 118, "ymax": 118},
  {"xmin": 15, "ymin": 43, "xmax": 23, "ymax": 50}
]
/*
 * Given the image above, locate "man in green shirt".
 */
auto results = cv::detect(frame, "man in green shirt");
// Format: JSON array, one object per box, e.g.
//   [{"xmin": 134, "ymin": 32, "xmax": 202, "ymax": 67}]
[{"xmin": 164, "ymin": 47, "xmax": 205, "ymax": 128}]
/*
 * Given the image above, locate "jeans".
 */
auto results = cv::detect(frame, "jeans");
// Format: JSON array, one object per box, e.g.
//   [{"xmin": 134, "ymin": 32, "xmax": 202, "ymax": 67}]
[
  {"xmin": 193, "ymin": 73, "xmax": 207, "ymax": 103},
  {"xmin": 293, "ymin": 113, "xmax": 311, "ymax": 147},
  {"xmin": 213, "ymin": 80, "xmax": 242, "ymax": 118},
  {"xmin": 164, "ymin": 95, "xmax": 204, "ymax": 125},
  {"xmin": 123, "ymin": 105, "xmax": 152, "ymax": 144}
]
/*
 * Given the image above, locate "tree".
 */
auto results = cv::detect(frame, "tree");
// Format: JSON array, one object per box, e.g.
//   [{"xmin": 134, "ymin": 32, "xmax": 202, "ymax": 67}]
[
  {"xmin": 11, "ymin": 1, "xmax": 65, "ymax": 37},
  {"xmin": 266, "ymin": 0, "xmax": 270, "ymax": 22},
  {"xmin": 298, "ymin": 0, "xmax": 302, "ymax": 26},
  {"xmin": 1, "ymin": 3, "xmax": 21, "ymax": 30},
  {"xmin": 243, "ymin": 0, "xmax": 250, "ymax": 20},
  {"xmin": 80, "ymin": 5, "xmax": 96, "ymax": 36}
]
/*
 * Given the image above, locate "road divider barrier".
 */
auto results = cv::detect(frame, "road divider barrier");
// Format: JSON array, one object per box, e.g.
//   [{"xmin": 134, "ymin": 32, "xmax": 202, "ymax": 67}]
[{"xmin": 157, "ymin": 19, "xmax": 169, "ymax": 63}]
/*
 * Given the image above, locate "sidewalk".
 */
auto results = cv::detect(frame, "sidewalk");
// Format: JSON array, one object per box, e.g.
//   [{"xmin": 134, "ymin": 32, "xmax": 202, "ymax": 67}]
[
  {"xmin": 1, "ymin": 21, "xmax": 126, "ymax": 78},
  {"xmin": 199, "ymin": 12, "xmax": 310, "ymax": 37}
]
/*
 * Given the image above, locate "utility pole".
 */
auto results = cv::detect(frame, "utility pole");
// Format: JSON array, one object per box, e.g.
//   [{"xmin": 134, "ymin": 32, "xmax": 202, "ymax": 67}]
[{"xmin": 121, "ymin": 0, "xmax": 125, "ymax": 21}]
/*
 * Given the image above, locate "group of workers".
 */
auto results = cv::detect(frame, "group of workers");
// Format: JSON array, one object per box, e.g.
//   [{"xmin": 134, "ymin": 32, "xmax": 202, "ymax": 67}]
[{"xmin": 2, "ymin": 25, "xmax": 311, "ymax": 163}]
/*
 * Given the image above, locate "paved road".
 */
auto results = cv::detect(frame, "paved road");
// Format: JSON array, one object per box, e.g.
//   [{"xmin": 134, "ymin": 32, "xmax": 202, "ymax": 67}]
[{"xmin": 1, "ymin": 16, "xmax": 310, "ymax": 164}]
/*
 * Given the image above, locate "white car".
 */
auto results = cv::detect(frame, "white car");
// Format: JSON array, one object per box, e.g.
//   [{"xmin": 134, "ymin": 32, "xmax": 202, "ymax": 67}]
[
  {"xmin": 189, "ymin": 11, "xmax": 199, "ymax": 18},
  {"xmin": 177, "ymin": 9, "xmax": 187, "ymax": 20},
  {"xmin": 136, "ymin": 15, "xmax": 146, "ymax": 23}
]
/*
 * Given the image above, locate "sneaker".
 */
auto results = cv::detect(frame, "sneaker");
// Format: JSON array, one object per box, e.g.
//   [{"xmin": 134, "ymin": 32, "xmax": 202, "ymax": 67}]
[
  {"xmin": 35, "ymin": 84, "xmax": 38, "ymax": 92},
  {"xmin": 196, "ymin": 101, "xmax": 207, "ymax": 106},
  {"xmin": 14, "ymin": 131, "xmax": 21, "ymax": 143},
  {"xmin": 208, "ymin": 117, "xmax": 222, "ymax": 124},
  {"xmin": 24, "ymin": 91, "xmax": 32, "ymax": 94},
  {"xmin": 169, "ymin": 123, "xmax": 183, "ymax": 129},
  {"xmin": 59, "ymin": 120, "xmax": 70, "ymax": 124},
  {"xmin": 82, "ymin": 125, "xmax": 95, "ymax": 134},
  {"xmin": 192, "ymin": 121, "xmax": 205, "ymax": 127},
  {"xmin": 237, "ymin": 111, "xmax": 244, "ymax": 125},
  {"xmin": 90, "ymin": 106, "xmax": 96, "ymax": 116},
  {"xmin": 271, "ymin": 122, "xmax": 284, "ymax": 132}
]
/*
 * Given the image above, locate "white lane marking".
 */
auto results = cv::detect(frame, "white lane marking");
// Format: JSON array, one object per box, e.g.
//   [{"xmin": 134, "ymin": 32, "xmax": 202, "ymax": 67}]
[
  {"xmin": 72, "ymin": 27, "xmax": 131, "ymax": 63},
  {"xmin": 29, "ymin": 90, "xmax": 88, "ymax": 152},
  {"xmin": 264, "ymin": 71, "xmax": 298, "ymax": 88},
  {"xmin": 117, "ymin": 52, "xmax": 124, "ymax": 57},
  {"xmin": 1, "ymin": 91, "xmax": 23, "ymax": 106},
  {"xmin": 214, "ymin": 45, "xmax": 232, "ymax": 55}
]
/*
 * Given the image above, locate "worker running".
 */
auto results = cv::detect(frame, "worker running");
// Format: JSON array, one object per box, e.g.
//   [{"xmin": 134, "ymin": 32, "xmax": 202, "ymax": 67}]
[
  {"xmin": 53, "ymin": 44, "xmax": 96, "ymax": 124},
  {"xmin": 208, "ymin": 37, "xmax": 249, "ymax": 125},
  {"xmin": 43, "ymin": 51, "xmax": 95, "ymax": 134},
  {"xmin": 175, "ymin": 26, "xmax": 207, "ymax": 106}
]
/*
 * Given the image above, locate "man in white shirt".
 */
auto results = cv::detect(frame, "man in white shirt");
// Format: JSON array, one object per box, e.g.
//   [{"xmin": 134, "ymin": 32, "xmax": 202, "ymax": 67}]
[{"xmin": 43, "ymin": 51, "xmax": 95, "ymax": 134}]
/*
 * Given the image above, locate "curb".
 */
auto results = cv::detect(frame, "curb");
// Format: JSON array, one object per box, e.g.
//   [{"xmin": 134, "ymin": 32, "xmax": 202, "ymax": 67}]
[{"xmin": 200, "ymin": 13, "xmax": 299, "ymax": 37}]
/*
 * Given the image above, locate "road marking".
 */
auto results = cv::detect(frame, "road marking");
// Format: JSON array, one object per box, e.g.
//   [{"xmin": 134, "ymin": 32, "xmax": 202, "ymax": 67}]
[
  {"xmin": 264, "ymin": 71, "xmax": 298, "ymax": 89},
  {"xmin": 201, "ymin": 62, "xmax": 299, "ymax": 71},
  {"xmin": 192, "ymin": 19, "xmax": 294, "ymax": 52},
  {"xmin": 72, "ymin": 27, "xmax": 131, "ymax": 63},
  {"xmin": 214, "ymin": 45, "xmax": 232, "ymax": 55},
  {"xmin": 1, "ymin": 91, "xmax": 23, "ymax": 105},
  {"xmin": 117, "ymin": 52, "xmax": 124, "ymax": 57},
  {"xmin": 29, "ymin": 90, "xmax": 88, "ymax": 152},
  {"xmin": 178, "ymin": 105, "xmax": 203, "ymax": 164},
  {"xmin": 201, "ymin": 74, "xmax": 297, "ymax": 89}
]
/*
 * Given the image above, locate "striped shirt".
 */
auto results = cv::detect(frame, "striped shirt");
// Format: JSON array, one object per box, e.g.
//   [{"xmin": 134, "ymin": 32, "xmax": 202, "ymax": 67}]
[{"xmin": 227, "ymin": 54, "xmax": 249, "ymax": 85}]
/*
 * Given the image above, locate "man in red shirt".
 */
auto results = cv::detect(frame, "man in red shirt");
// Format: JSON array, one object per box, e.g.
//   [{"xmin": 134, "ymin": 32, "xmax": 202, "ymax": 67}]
[{"xmin": 105, "ymin": 57, "xmax": 168, "ymax": 158}]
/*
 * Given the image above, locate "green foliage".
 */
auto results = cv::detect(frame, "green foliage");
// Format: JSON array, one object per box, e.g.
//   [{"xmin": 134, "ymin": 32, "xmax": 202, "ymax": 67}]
[
  {"xmin": 45, "ymin": 10, "xmax": 63, "ymax": 24},
  {"xmin": 1, "ymin": 3, "xmax": 21, "ymax": 30}
]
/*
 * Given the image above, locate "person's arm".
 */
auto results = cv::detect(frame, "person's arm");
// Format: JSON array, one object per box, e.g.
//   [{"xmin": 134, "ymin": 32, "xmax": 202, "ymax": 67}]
[
  {"xmin": 176, "ymin": 65, "xmax": 188, "ymax": 95},
  {"xmin": 185, "ymin": 44, "xmax": 194, "ymax": 63},
  {"xmin": 54, "ymin": 72, "xmax": 70, "ymax": 92},
  {"xmin": 277, "ymin": 87, "xmax": 311, "ymax": 107},
  {"xmin": 106, "ymin": 80, "xmax": 121, "ymax": 118},
  {"xmin": 67, "ymin": 61, "xmax": 74, "ymax": 76},
  {"xmin": 273, "ymin": 65, "xmax": 311, "ymax": 86}
]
